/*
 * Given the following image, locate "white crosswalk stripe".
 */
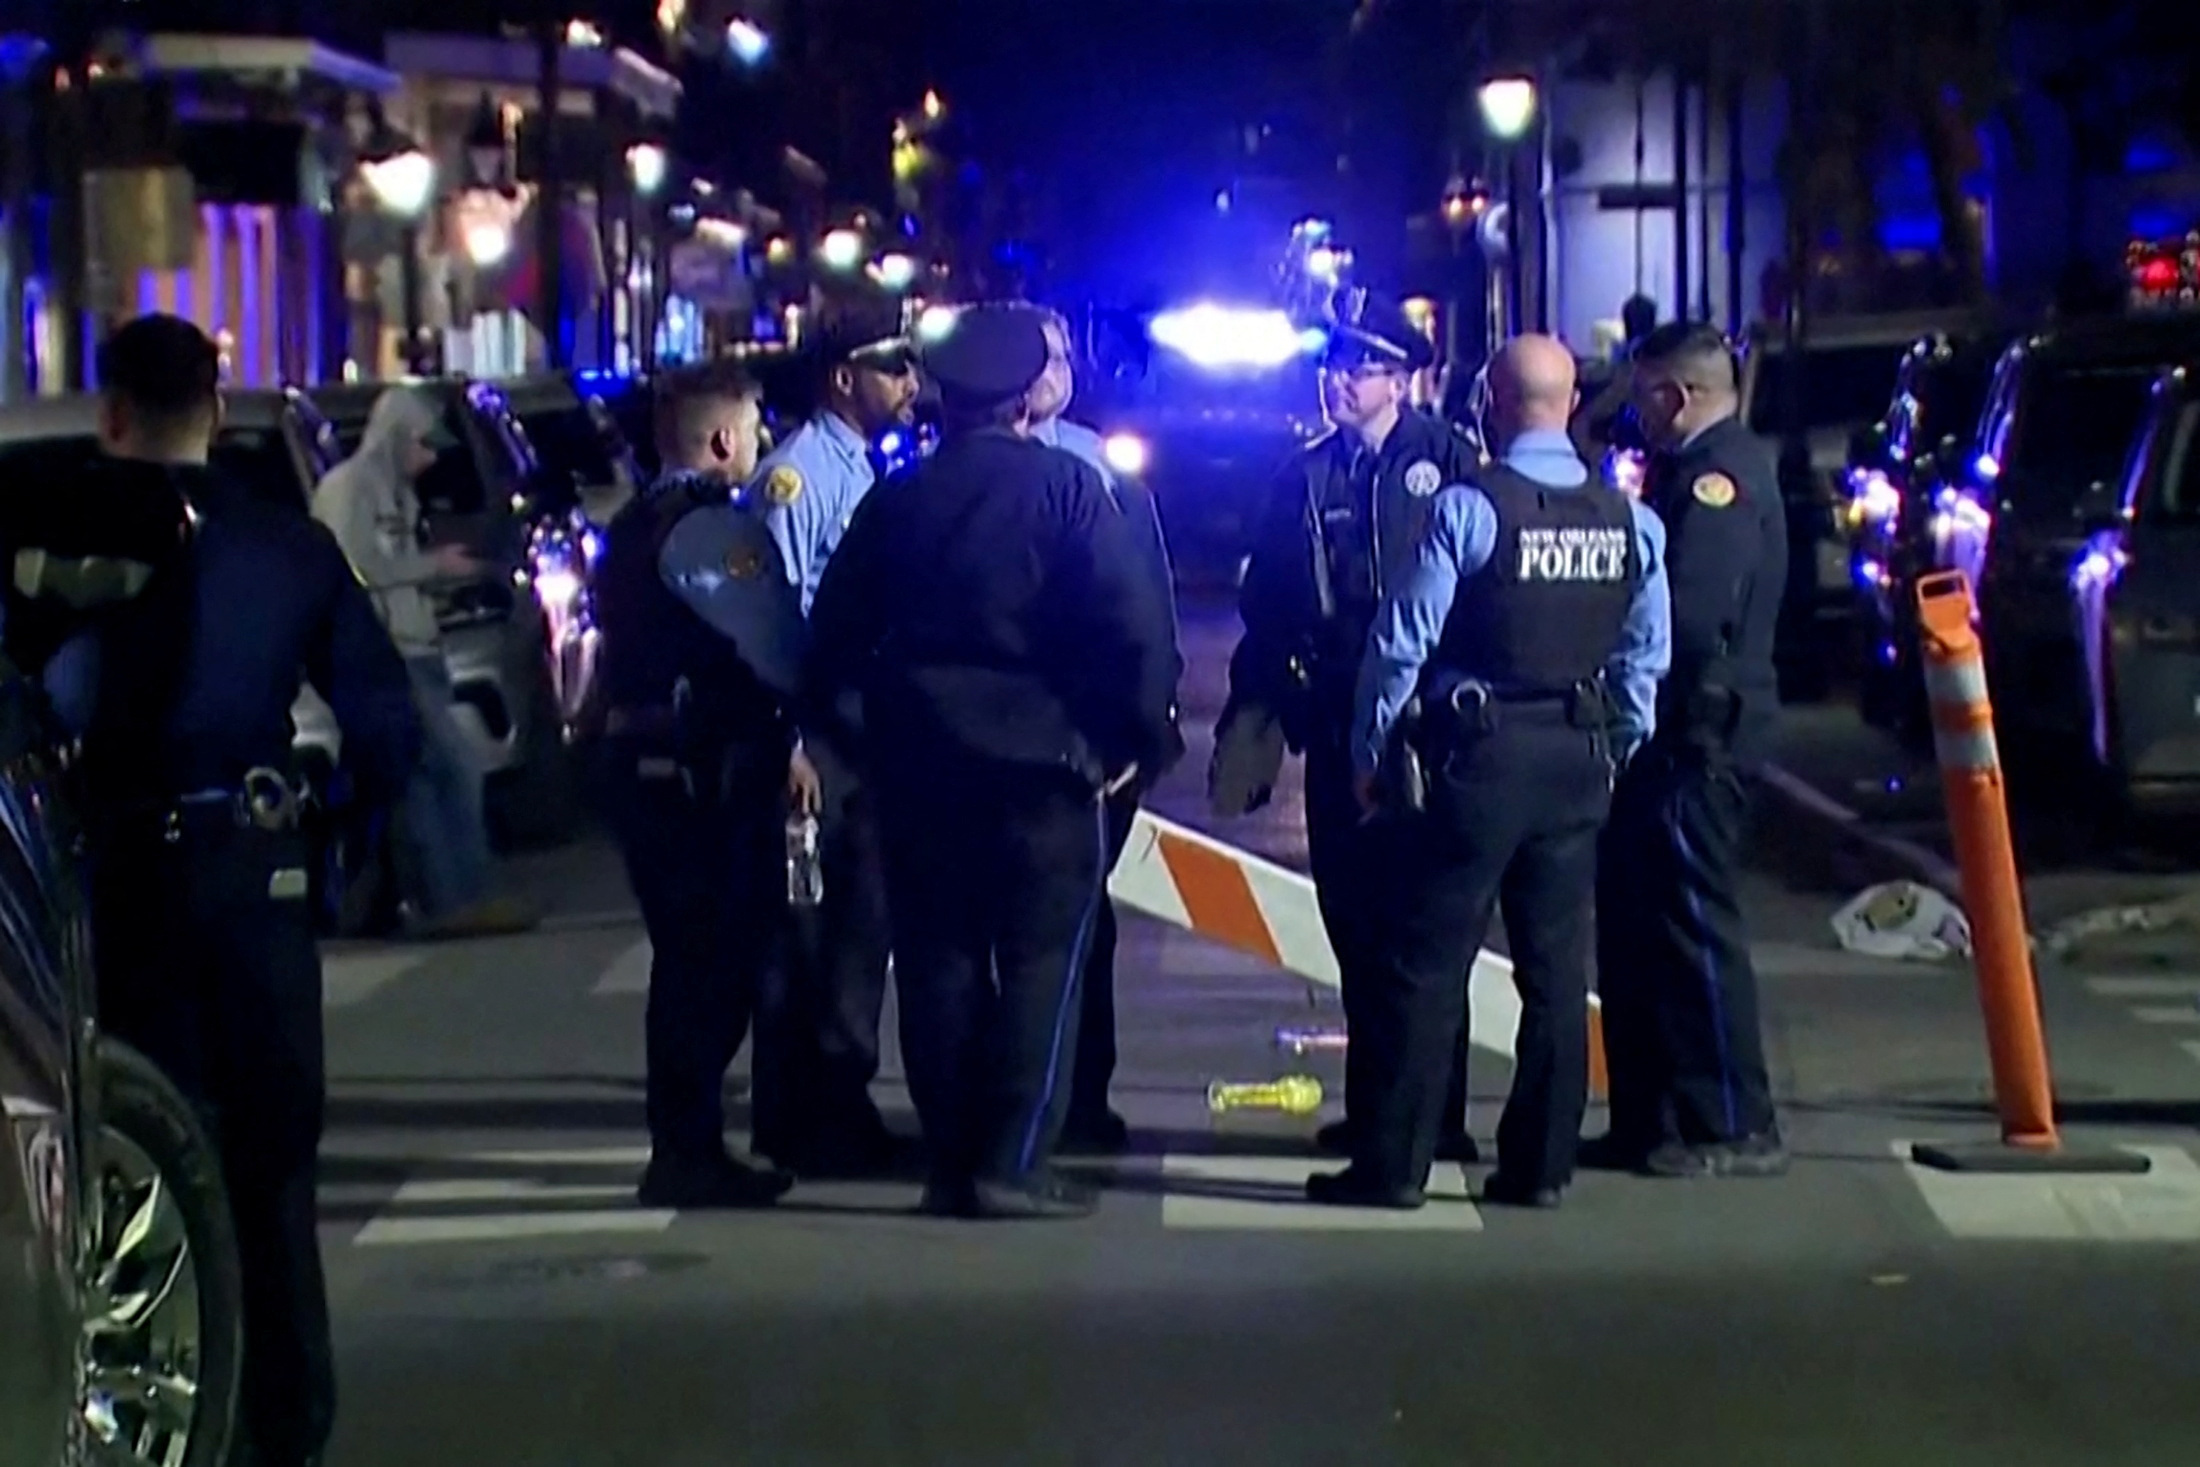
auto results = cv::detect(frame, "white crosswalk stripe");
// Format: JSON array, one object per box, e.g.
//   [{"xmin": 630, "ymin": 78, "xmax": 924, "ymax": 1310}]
[
  {"xmin": 1897, "ymin": 1142, "xmax": 2200, "ymax": 1242},
  {"xmin": 341, "ymin": 1146, "xmax": 669, "ymax": 1247},
  {"xmin": 322, "ymin": 951, "xmax": 427, "ymax": 1009},
  {"xmin": 1159, "ymin": 1155, "xmax": 1482, "ymax": 1232},
  {"xmin": 591, "ymin": 939, "xmax": 652, "ymax": 996}
]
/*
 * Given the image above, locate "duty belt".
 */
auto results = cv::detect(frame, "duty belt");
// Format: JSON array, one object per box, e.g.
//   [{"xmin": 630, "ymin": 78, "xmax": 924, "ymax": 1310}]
[
  {"xmin": 1437, "ymin": 678, "xmax": 1607, "ymax": 736},
  {"xmin": 109, "ymin": 766, "xmax": 303, "ymax": 843}
]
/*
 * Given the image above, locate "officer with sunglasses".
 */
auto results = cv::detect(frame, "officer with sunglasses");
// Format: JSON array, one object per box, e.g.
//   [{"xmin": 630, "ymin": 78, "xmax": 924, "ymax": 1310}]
[
  {"xmin": 1212, "ymin": 292, "xmax": 1483, "ymax": 1167},
  {"xmin": 751, "ymin": 292, "xmax": 922, "ymax": 1177}
]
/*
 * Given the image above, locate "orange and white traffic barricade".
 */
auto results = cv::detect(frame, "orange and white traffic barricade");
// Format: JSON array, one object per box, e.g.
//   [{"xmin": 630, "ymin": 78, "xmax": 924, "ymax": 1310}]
[
  {"xmin": 1907, "ymin": 571, "xmax": 2145, "ymax": 1175},
  {"xmin": 1108, "ymin": 809, "xmax": 1608, "ymax": 1096}
]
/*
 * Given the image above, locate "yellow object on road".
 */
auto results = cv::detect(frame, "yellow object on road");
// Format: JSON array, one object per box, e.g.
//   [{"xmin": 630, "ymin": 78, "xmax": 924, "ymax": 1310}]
[{"xmin": 1207, "ymin": 1076, "xmax": 1324, "ymax": 1116}]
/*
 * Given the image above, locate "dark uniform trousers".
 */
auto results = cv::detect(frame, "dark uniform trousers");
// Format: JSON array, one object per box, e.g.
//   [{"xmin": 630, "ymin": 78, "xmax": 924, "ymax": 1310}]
[
  {"xmin": 1305, "ymin": 720, "xmax": 1473, "ymax": 1139},
  {"xmin": 94, "ymin": 816, "xmax": 335, "ymax": 1466},
  {"xmin": 604, "ymin": 736, "xmax": 790, "ymax": 1164},
  {"xmin": 875, "ymin": 753, "xmax": 1108, "ymax": 1188},
  {"xmin": 784, "ymin": 745, "xmax": 894, "ymax": 1140},
  {"xmin": 1353, "ymin": 708, "xmax": 1610, "ymax": 1192},
  {"xmin": 1069, "ymin": 788, "xmax": 1139, "ymax": 1122},
  {"xmin": 1597, "ymin": 740, "xmax": 1776, "ymax": 1149}
]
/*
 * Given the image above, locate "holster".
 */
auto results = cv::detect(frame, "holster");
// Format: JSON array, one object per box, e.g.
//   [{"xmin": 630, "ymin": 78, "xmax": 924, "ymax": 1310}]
[{"xmin": 1375, "ymin": 698, "xmax": 1429, "ymax": 816}]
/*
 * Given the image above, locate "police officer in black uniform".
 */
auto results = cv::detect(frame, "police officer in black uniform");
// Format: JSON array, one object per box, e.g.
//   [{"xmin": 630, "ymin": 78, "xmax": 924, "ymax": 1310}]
[
  {"xmin": 1215, "ymin": 291, "xmax": 1483, "ymax": 1164},
  {"xmin": 0, "ymin": 314, "xmax": 420, "ymax": 1467},
  {"xmin": 1587, "ymin": 320, "xmax": 1790, "ymax": 1179},
  {"xmin": 806, "ymin": 303, "xmax": 1179, "ymax": 1220},
  {"xmin": 1317, "ymin": 334, "xmax": 1669, "ymax": 1210},
  {"xmin": 592, "ymin": 360, "xmax": 799, "ymax": 1209}
]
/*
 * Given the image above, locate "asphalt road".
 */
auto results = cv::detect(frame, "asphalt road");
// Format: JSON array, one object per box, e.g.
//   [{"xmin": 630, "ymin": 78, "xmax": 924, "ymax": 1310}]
[{"xmin": 315, "ymin": 603, "xmax": 2200, "ymax": 1467}]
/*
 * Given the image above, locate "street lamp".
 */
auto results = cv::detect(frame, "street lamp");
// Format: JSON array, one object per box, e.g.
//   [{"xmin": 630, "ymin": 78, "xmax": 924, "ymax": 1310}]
[
  {"xmin": 726, "ymin": 18, "xmax": 770, "ymax": 65},
  {"xmin": 1476, "ymin": 77, "xmax": 1537, "ymax": 142},
  {"xmin": 818, "ymin": 228, "xmax": 864, "ymax": 271},
  {"xmin": 361, "ymin": 119, "xmax": 436, "ymax": 374},
  {"xmin": 872, "ymin": 252, "xmax": 918, "ymax": 291},
  {"xmin": 627, "ymin": 143, "xmax": 668, "ymax": 197}
]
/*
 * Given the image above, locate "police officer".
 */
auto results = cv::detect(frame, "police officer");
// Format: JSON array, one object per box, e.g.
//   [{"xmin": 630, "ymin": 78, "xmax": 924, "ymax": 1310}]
[
  {"xmin": 806, "ymin": 303, "xmax": 1179, "ymax": 1219},
  {"xmin": 1586, "ymin": 320, "xmax": 1789, "ymax": 1179},
  {"xmin": 0, "ymin": 314, "xmax": 420, "ymax": 1467},
  {"xmin": 594, "ymin": 360, "xmax": 799, "ymax": 1209},
  {"xmin": 1029, "ymin": 305, "xmax": 1185, "ymax": 1151},
  {"xmin": 754, "ymin": 294, "xmax": 920, "ymax": 1174},
  {"xmin": 1215, "ymin": 291, "xmax": 1483, "ymax": 1165},
  {"xmin": 1319, "ymin": 334, "xmax": 1670, "ymax": 1210}
]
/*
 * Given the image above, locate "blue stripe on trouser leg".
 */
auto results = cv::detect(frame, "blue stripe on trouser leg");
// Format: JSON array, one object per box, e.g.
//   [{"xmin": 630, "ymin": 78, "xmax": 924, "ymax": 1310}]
[
  {"xmin": 1017, "ymin": 798, "xmax": 1110, "ymax": 1176},
  {"xmin": 1666, "ymin": 802, "xmax": 1739, "ymax": 1138}
]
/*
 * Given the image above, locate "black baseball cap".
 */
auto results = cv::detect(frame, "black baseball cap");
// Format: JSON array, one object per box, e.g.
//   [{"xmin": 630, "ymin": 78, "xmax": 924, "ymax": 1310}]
[{"xmin": 921, "ymin": 303, "xmax": 1049, "ymax": 407}]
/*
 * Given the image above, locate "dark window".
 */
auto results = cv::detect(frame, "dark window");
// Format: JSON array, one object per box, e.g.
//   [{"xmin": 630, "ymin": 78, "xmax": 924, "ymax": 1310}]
[
  {"xmin": 514, "ymin": 406, "xmax": 618, "ymax": 490},
  {"xmin": 2002, "ymin": 364, "xmax": 2161, "ymax": 517},
  {"xmin": 1909, "ymin": 354, "xmax": 1997, "ymax": 454},
  {"xmin": 2150, "ymin": 404, "xmax": 2200, "ymax": 522},
  {"xmin": 1749, "ymin": 343, "xmax": 1911, "ymax": 435},
  {"xmin": 0, "ymin": 430, "xmax": 307, "ymax": 513}
]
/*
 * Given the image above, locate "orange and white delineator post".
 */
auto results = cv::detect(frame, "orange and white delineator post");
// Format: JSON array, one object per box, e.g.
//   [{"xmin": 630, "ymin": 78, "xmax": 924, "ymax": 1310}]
[
  {"xmin": 1909, "ymin": 572, "xmax": 2146, "ymax": 1174},
  {"xmin": 1107, "ymin": 809, "xmax": 1609, "ymax": 1096}
]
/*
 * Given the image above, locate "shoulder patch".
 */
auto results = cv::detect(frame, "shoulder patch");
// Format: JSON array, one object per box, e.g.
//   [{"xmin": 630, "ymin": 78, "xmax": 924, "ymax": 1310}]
[
  {"xmin": 1403, "ymin": 459, "xmax": 1443, "ymax": 497},
  {"xmin": 1690, "ymin": 472, "xmax": 1737, "ymax": 509},
  {"xmin": 765, "ymin": 464, "xmax": 804, "ymax": 506}
]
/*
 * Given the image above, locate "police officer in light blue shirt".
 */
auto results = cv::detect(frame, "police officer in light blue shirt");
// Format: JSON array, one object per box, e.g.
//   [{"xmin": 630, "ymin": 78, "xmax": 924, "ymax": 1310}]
[
  {"xmin": 751, "ymin": 297, "xmax": 922, "ymax": 1174},
  {"xmin": 1311, "ymin": 334, "xmax": 1670, "ymax": 1215}
]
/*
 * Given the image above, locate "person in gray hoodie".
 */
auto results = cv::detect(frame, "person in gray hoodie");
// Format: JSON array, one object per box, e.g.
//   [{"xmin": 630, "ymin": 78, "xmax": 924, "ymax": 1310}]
[{"xmin": 312, "ymin": 385, "xmax": 537, "ymax": 937}]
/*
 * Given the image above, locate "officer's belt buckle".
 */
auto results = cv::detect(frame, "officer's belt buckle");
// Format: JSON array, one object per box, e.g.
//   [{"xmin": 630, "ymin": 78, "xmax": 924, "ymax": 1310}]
[{"xmin": 237, "ymin": 767, "xmax": 299, "ymax": 832}]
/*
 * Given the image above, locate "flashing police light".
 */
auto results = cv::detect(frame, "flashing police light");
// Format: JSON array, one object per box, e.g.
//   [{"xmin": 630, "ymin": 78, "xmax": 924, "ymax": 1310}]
[
  {"xmin": 1148, "ymin": 304, "xmax": 1324, "ymax": 370},
  {"xmin": 1103, "ymin": 433, "xmax": 1150, "ymax": 477},
  {"xmin": 915, "ymin": 304, "xmax": 959, "ymax": 342}
]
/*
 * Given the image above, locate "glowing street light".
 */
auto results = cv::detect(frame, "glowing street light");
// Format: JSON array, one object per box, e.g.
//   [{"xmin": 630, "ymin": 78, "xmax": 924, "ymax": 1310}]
[
  {"xmin": 362, "ymin": 147, "xmax": 435, "ymax": 220},
  {"xmin": 818, "ymin": 228, "xmax": 864, "ymax": 271},
  {"xmin": 1477, "ymin": 76, "xmax": 1538, "ymax": 142},
  {"xmin": 872, "ymin": 252, "xmax": 919, "ymax": 290},
  {"xmin": 726, "ymin": 17, "xmax": 770, "ymax": 65},
  {"xmin": 464, "ymin": 220, "xmax": 513, "ymax": 266},
  {"xmin": 922, "ymin": 89, "xmax": 945, "ymax": 121},
  {"xmin": 915, "ymin": 304, "xmax": 959, "ymax": 342},
  {"xmin": 627, "ymin": 143, "xmax": 668, "ymax": 196}
]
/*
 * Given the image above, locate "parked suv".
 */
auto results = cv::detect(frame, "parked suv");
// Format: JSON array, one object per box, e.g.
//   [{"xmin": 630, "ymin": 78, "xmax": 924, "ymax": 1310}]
[
  {"xmin": 0, "ymin": 659, "xmax": 244, "ymax": 1467},
  {"xmin": 1930, "ymin": 314, "xmax": 2200, "ymax": 773}
]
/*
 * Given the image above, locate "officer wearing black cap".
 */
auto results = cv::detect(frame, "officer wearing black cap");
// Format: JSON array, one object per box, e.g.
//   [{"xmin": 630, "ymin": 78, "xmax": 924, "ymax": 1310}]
[
  {"xmin": 1214, "ymin": 289, "xmax": 1484, "ymax": 1166},
  {"xmin": 806, "ymin": 302, "xmax": 1180, "ymax": 1220},
  {"xmin": 750, "ymin": 287, "xmax": 918, "ymax": 1175},
  {"xmin": 596, "ymin": 359, "xmax": 799, "ymax": 1210},
  {"xmin": 0, "ymin": 313, "xmax": 420, "ymax": 1467},
  {"xmin": 1589, "ymin": 320, "xmax": 1789, "ymax": 1180}
]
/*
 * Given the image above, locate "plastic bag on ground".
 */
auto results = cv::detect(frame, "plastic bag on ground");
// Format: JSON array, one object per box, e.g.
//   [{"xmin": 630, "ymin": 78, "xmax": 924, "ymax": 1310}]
[{"xmin": 1831, "ymin": 880, "xmax": 1972, "ymax": 962}]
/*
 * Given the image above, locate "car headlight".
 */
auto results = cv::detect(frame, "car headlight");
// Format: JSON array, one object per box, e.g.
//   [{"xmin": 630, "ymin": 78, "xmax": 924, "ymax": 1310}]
[{"xmin": 1102, "ymin": 433, "xmax": 1150, "ymax": 477}]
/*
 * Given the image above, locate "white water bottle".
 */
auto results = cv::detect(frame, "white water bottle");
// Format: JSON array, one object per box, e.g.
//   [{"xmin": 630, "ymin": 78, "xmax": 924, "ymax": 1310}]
[{"xmin": 785, "ymin": 810, "xmax": 824, "ymax": 908}]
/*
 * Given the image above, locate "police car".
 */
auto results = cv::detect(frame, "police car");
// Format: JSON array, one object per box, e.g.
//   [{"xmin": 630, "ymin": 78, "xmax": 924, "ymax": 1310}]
[{"xmin": 1073, "ymin": 301, "xmax": 1328, "ymax": 583}]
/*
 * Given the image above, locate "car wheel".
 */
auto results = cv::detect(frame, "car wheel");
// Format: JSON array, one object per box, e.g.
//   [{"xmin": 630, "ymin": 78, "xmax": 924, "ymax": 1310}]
[{"xmin": 80, "ymin": 1039, "xmax": 244, "ymax": 1467}]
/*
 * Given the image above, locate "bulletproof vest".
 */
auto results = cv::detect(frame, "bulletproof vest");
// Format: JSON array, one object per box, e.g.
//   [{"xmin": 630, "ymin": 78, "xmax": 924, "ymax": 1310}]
[
  {"xmin": 0, "ymin": 459, "xmax": 198, "ymax": 804},
  {"xmin": 1306, "ymin": 440, "xmax": 1429, "ymax": 687},
  {"xmin": 1434, "ymin": 464, "xmax": 1638, "ymax": 693},
  {"xmin": 592, "ymin": 477, "xmax": 773, "ymax": 743}
]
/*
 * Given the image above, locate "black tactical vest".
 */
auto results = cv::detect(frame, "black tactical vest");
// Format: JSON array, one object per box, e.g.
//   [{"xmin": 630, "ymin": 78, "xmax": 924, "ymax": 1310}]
[
  {"xmin": 593, "ymin": 478, "xmax": 774, "ymax": 746},
  {"xmin": 1434, "ymin": 464, "xmax": 1639, "ymax": 693}
]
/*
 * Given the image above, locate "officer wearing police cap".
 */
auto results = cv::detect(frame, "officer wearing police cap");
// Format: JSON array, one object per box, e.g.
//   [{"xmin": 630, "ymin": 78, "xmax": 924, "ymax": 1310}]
[
  {"xmin": 749, "ymin": 284, "xmax": 916, "ymax": 1176},
  {"xmin": 1214, "ymin": 288, "xmax": 1483, "ymax": 1167},
  {"xmin": 806, "ymin": 302, "xmax": 1179, "ymax": 1219},
  {"xmin": 1589, "ymin": 320, "xmax": 1789, "ymax": 1181}
]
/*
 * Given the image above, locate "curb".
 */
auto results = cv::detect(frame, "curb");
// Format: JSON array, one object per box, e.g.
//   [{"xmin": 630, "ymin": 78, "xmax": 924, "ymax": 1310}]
[{"xmin": 1751, "ymin": 763, "xmax": 1963, "ymax": 897}]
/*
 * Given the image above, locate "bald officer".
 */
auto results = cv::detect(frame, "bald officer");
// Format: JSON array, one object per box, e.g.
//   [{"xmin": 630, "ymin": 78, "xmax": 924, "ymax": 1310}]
[{"xmin": 1320, "ymin": 335, "xmax": 1669, "ymax": 1212}]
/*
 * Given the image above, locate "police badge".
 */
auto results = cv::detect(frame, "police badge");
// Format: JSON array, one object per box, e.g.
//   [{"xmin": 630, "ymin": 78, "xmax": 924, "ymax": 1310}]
[{"xmin": 1403, "ymin": 459, "xmax": 1443, "ymax": 497}]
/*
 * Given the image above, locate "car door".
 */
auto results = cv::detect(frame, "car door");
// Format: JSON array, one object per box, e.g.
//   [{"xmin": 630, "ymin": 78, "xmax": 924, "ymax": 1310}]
[{"xmin": 2104, "ymin": 392, "xmax": 2200, "ymax": 783}]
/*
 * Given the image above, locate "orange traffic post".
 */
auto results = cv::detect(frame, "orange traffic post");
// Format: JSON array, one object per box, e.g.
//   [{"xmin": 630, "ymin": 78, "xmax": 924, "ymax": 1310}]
[{"xmin": 1907, "ymin": 572, "xmax": 2149, "ymax": 1175}]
